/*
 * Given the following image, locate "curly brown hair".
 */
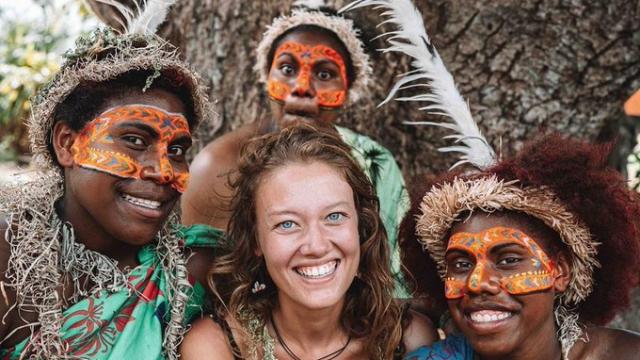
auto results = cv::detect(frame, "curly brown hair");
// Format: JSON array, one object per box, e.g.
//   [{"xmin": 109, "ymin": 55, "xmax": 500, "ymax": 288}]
[
  {"xmin": 208, "ymin": 123, "xmax": 402, "ymax": 358},
  {"xmin": 401, "ymin": 133, "xmax": 640, "ymax": 325}
]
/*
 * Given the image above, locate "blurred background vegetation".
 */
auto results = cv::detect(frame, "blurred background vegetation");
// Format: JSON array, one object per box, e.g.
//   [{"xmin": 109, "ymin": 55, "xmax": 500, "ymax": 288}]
[{"xmin": 0, "ymin": 0, "xmax": 95, "ymax": 163}]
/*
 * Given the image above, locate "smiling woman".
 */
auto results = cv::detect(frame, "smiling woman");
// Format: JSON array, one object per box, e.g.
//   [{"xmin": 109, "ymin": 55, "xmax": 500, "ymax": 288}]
[
  {"xmin": 400, "ymin": 135, "xmax": 640, "ymax": 360},
  {"xmin": 0, "ymin": 1, "xmax": 215, "ymax": 357},
  {"xmin": 180, "ymin": 124, "xmax": 436, "ymax": 359}
]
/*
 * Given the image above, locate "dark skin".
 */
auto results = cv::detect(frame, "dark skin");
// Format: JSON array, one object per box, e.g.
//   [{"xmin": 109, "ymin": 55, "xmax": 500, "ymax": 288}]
[
  {"xmin": 180, "ymin": 29, "xmax": 351, "ymax": 229},
  {"xmin": 447, "ymin": 211, "xmax": 640, "ymax": 360},
  {"xmin": 0, "ymin": 88, "xmax": 213, "ymax": 347}
]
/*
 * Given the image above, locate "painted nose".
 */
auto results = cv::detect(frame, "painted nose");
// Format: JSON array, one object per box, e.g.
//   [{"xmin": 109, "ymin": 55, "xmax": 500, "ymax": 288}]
[
  {"xmin": 140, "ymin": 150, "xmax": 174, "ymax": 185},
  {"xmin": 292, "ymin": 69, "xmax": 316, "ymax": 98},
  {"xmin": 299, "ymin": 224, "xmax": 331, "ymax": 257},
  {"xmin": 466, "ymin": 259, "xmax": 501, "ymax": 295}
]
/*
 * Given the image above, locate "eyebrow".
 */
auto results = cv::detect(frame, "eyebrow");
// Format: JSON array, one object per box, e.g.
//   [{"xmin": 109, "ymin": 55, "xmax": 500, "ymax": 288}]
[
  {"xmin": 115, "ymin": 122, "xmax": 158, "ymax": 139},
  {"xmin": 266, "ymin": 201, "xmax": 351, "ymax": 217},
  {"xmin": 489, "ymin": 242, "xmax": 527, "ymax": 254},
  {"xmin": 172, "ymin": 133, "xmax": 192, "ymax": 147},
  {"xmin": 265, "ymin": 210, "xmax": 299, "ymax": 218},
  {"xmin": 313, "ymin": 58, "xmax": 341, "ymax": 68}
]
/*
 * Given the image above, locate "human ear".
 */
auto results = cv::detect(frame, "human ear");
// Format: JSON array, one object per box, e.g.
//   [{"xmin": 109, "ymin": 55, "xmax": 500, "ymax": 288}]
[
  {"xmin": 51, "ymin": 122, "xmax": 77, "ymax": 167},
  {"xmin": 552, "ymin": 252, "xmax": 571, "ymax": 293}
]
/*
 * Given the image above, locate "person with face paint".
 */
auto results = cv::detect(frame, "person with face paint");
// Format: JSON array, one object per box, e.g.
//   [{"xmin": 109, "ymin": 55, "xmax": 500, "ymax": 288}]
[
  {"xmin": 181, "ymin": 2, "xmax": 410, "ymax": 297},
  {"xmin": 0, "ymin": 3, "xmax": 217, "ymax": 359},
  {"xmin": 400, "ymin": 136, "xmax": 640, "ymax": 360},
  {"xmin": 346, "ymin": 0, "xmax": 640, "ymax": 358}
]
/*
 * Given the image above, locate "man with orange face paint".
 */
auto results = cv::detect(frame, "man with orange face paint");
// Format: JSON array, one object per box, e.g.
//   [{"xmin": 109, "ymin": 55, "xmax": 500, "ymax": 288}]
[{"xmin": 182, "ymin": 4, "xmax": 410, "ymax": 297}]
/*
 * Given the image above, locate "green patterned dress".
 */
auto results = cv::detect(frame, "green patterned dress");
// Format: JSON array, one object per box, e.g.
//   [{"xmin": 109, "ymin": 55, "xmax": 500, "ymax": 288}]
[{"xmin": 0, "ymin": 225, "xmax": 223, "ymax": 360}]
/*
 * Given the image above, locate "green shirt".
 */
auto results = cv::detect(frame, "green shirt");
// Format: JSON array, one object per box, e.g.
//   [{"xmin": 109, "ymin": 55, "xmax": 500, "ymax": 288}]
[{"xmin": 336, "ymin": 126, "xmax": 410, "ymax": 297}]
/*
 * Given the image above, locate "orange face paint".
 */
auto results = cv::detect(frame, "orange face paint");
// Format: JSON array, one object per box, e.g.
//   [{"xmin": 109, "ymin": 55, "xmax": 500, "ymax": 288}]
[
  {"xmin": 71, "ymin": 105, "xmax": 191, "ymax": 193},
  {"xmin": 267, "ymin": 41, "xmax": 348, "ymax": 108},
  {"xmin": 445, "ymin": 226, "xmax": 556, "ymax": 299}
]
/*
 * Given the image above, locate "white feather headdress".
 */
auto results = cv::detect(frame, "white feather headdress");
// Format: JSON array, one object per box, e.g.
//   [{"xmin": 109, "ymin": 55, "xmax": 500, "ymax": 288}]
[
  {"xmin": 96, "ymin": 0, "xmax": 177, "ymax": 35},
  {"xmin": 341, "ymin": 0, "xmax": 496, "ymax": 170}
]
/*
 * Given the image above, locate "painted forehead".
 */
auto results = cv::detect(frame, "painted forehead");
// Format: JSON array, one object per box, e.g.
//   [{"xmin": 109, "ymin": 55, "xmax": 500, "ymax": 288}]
[
  {"xmin": 448, "ymin": 226, "xmax": 542, "ymax": 252},
  {"xmin": 96, "ymin": 104, "xmax": 189, "ymax": 130}
]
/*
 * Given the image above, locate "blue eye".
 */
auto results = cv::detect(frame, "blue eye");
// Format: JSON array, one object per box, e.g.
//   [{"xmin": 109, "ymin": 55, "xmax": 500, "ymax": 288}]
[
  {"xmin": 326, "ymin": 212, "xmax": 345, "ymax": 222},
  {"xmin": 277, "ymin": 220, "xmax": 297, "ymax": 230}
]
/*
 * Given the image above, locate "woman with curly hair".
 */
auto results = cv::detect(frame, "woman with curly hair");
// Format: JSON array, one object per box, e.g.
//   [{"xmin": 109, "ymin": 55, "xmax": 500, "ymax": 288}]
[{"xmin": 180, "ymin": 124, "xmax": 435, "ymax": 359}]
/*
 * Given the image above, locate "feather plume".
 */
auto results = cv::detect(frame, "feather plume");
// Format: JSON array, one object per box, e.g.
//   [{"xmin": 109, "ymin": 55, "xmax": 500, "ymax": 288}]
[
  {"xmin": 96, "ymin": 0, "xmax": 176, "ymax": 35},
  {"xmin": 341, "ymin": 0, "xmax": 496, "ymax": 170}
]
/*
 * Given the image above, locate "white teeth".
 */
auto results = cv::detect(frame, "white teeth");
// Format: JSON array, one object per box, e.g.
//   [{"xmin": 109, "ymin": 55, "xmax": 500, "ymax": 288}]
[
  {"xmin": 295, "ymin": 260, "xmax": 338, "ymax": 279},
  {"xmin": 122, "ymin": 194, "xmax": 161, "ymax": 210},
  {"xmin": 470, "ymin": 310, "xmax": 512, "ymax": 323}
]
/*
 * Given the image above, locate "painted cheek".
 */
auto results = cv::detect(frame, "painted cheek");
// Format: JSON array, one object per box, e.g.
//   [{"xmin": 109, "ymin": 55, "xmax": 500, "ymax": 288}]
[
  {"xmin": 445, "ymin": 277, "xmax": 465, "ymax": 299},
  {"xmin": 317, "ymin": 90, "xmax": 346, "ymax": 108},
  {"xmin": 268, "ymin": 79, "xmax": 290, "ymax": 102}
]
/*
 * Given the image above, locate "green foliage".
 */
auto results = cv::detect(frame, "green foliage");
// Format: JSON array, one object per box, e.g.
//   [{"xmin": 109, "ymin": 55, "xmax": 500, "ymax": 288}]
[{"xmin": 0, "ymin": 0, "xmax": 93, "ymax": 161}]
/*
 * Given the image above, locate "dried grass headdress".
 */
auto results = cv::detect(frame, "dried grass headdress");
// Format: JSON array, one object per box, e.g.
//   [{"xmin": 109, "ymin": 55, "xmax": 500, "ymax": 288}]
[
  {"xmin": 2, "ymin": 1, "xmax": 206, "ymax": 358},
  {"xmin": 29, "ymin": 0, "xmax": 212, "ymax": 171},
  {"xmin": 254, "ymin": 0, "xmax": 372, "ymax": 102},
  {"xmin": 343, "ymin": 0, "xmax": 600, "ymax": 358}
]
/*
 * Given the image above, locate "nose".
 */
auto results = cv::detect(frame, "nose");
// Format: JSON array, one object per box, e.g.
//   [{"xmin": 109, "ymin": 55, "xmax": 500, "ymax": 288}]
[
  {"xmin": 466, "ymin": 259, "xmax": 501, "ymax": 296},
  {"xmin": 140, "ymin": 149, "xmax": 174, "ymax": 185},
  {"xmin": 299, "ymin": 223, "xmax": 332, "ymax": 257},
  {"xmin": 292, "ymin": 66, "xmax": 316, "ymax": 98}
]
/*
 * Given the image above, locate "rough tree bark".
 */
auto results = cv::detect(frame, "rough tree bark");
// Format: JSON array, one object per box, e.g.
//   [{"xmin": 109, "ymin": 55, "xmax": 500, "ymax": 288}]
[{"xmin": 88, "ymin": 0, "xmax": 640, "ymax": 330}]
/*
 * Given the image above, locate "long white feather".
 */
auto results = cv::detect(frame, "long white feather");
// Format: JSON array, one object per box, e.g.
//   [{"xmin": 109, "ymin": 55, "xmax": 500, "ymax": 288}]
[
  {"xmin": 96, "ymin": 0, "xmax": 176, "ymax": 35},
  {"xmin": 341, "ymin": 0, "xmax": 496, "ymax": 170}
]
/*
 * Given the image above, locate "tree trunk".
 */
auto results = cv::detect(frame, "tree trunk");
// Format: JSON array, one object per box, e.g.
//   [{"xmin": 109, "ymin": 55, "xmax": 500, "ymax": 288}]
[{"xmin": 88, "ymin": 0, "xmax": 640, "ymax": 330}]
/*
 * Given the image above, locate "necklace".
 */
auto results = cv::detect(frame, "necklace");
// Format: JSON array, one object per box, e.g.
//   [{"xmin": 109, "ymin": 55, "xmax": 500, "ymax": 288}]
[{"xmin": 270, "ymin": 313, "xmax": 352, "ymax": 360}]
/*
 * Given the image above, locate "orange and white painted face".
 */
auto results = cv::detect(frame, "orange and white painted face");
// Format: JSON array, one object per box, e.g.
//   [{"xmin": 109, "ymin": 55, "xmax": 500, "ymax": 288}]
[
  {"xmin": 71, "ymin": 104, "xmax": 192, "ymax": 193},
  {"xmin": 444, "ymin": 226, "xmax": 557, "ymax": 299},
  {"xmin": 268, "ymin": 41, "xmax": 348, "ymax": 108}
]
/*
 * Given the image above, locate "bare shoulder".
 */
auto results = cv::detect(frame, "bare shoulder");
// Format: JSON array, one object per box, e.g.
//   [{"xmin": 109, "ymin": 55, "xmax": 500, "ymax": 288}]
[
  {"xmin": 180, "ymin": 316, "xmax": 236, "ymax": 360},
  {"xmin": 403, "ymin": 308, "xmax": 437, "ymax": 353},
  {"xmin": 577, "ymin": 326, "xmax": 640, "ymax": 359},
  {"xmin": 181, "ymin": 126, "xmax": 251, "ymax": 227}
]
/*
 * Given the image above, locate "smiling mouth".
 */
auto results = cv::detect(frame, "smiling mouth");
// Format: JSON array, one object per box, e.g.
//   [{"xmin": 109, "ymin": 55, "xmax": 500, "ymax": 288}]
[
  {"xmin": 122, "ymin": 193, "xmax": 162, "ymax": 210},
  {"xmin": 295, "ymin": 260, "xmax": 339, "ymax": 279},
  {"xmin": 468, "ymin": 310, "xmax": 513, "ymax": 323}
]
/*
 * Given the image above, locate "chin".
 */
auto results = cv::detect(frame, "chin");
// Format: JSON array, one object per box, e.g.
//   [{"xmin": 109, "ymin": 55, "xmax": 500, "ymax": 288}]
[{"xmin": 117, "ymin": 224, "xmax": 165, "ymax": 247}]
